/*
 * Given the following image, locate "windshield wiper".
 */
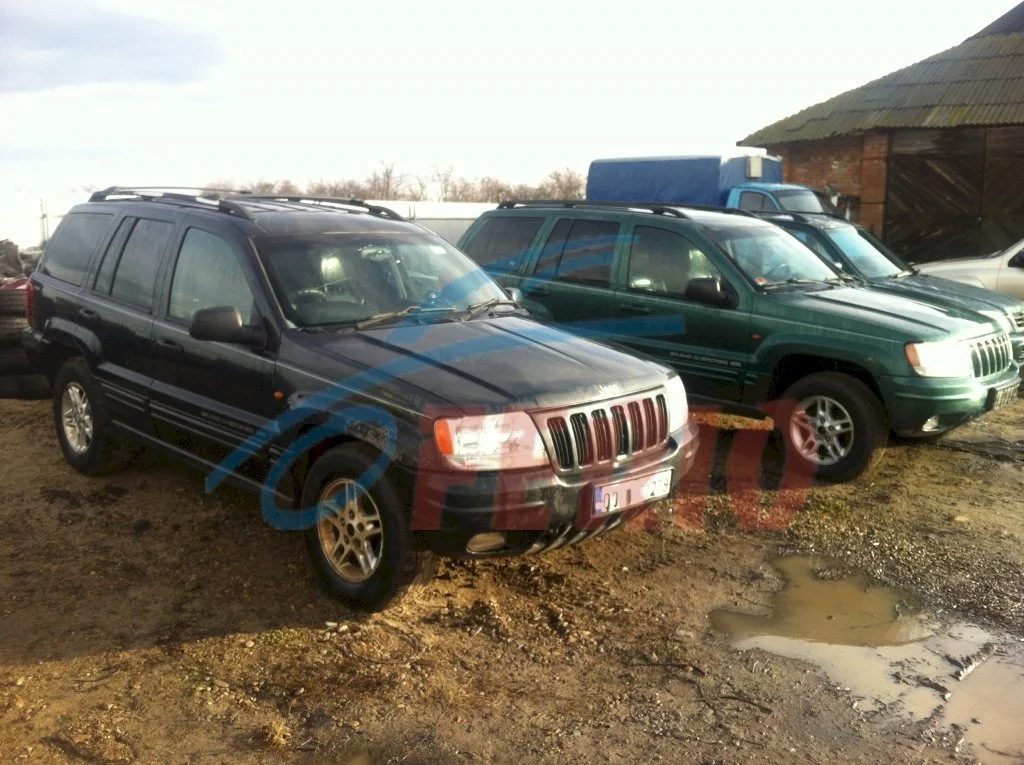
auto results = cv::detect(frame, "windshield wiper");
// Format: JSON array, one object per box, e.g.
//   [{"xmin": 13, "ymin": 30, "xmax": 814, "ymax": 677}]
[
  {"xmin": 455, "ymin": 298, "xmax": 521, "ymax": 320},
  {"xmin": 760, "ymin": 277, "xmax": 832, "ymax": 289},
  {"xmin": 351, "ymin": 305, "xmax": 456, "ymax": 330}
]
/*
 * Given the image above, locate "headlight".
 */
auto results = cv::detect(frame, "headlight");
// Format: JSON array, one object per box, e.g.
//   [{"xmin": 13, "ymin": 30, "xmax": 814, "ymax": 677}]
[
  {"xmin": 433, "ymin": 412, "xmax": 549, "ymax": 471},
  {"xmin": 905, "ymin": 340, "xmax": 974, "ymax": 378},
  {"xmin": 664, "ymin": 375, "xmax": 689, "ymax": 433}
]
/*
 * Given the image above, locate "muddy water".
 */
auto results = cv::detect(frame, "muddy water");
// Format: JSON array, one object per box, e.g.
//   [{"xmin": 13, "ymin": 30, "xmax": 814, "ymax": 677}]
[{"xmin": 711, "ymin": 556, "xmax": 1024, "ymax": 764}]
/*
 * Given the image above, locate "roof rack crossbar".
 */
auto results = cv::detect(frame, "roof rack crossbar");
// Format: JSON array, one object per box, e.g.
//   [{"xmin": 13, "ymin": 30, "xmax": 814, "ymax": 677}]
[
  {"xmin": 497, "ymin": 199, "xmax": 690, "ymax": 218},
  {"xmin": 229, "ymin": 195, "xmax": 405, "ymax": 220}
]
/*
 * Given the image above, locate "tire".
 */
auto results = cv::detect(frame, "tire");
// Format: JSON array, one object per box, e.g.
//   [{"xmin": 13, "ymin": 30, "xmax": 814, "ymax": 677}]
[
  {"xmin": 0, "ymin": 316, "xmax": 27, "ymax": 342},
  {"xmin": 301, "ymin": 443, "xmax": 434, "ymax": 612},
  {"xmin": 0, "ymin": 373, "xmax": 50, "ymax": 400},
  {"xmin": 51, "ymin": 357, "xmax": 122, "ymax": 476},
  {"xmin": 0, "ymin": 290, "xmax": 26, "ymax": 316},
  {"xmin": 774, "ymin": 372, "xmax": 886, "ymax": 483},
  {"xmin": 0, "ymin": 346, "xmax": 31, "ymax": 375}
]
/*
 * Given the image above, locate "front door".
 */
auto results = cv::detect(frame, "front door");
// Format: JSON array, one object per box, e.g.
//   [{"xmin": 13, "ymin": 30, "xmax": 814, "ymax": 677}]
[
  {"xmin": 150, "ymin": 221, "xmax": 280, "ymax": 476},
  {"xmin": 614, "ymin": 223, "xmax": 752, "ymax": 403}
]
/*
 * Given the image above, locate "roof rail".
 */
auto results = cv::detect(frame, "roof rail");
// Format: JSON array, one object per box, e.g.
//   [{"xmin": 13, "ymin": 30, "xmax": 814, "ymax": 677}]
[
  {"xmin": 497, "ymin": 199, "xmax": 690, "ymax": 218},
  {"xmin": 87, "ymin": 186, "xmax": 256, "ymax": 221},
  {"xmin": 664, "ymin": 203, "xmax": 759, "ymax": 218},
  {"xmin": 748, "ymin": 210, "xmax": 819, "ymax": 224},
  {"xmin": 229, "ymin": 195, "xmax": 405, "ymax": 220}
]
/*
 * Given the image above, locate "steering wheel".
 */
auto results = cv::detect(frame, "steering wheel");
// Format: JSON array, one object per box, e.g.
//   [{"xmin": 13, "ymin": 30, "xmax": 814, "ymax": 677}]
[{"xmin": 291, "ymin": 287, "xmax": 328, "ymax": 304}]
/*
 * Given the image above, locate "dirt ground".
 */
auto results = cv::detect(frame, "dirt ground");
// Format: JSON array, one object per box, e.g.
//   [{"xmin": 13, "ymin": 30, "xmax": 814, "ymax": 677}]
[{"xmin": 1, "ymin": 396, "xmax": 1023, "ymax": 764}]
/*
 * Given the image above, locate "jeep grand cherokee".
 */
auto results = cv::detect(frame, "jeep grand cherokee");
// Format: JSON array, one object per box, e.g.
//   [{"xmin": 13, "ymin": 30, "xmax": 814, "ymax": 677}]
[{"xmin": 23, "ymin": 188, "xmax": 699, "ymax": 611}]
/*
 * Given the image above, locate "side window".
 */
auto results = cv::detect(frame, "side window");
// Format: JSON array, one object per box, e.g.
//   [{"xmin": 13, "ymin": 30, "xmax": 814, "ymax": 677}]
[
  {"xmin": 109, "ymin": 219, "xmax": 174, "ymax": 312},
  {"xmin": 788, "ymin": 229, "xmax": 829, "ymax": 258},
  {"xmin": 627, "ymin": 226, "xmax": 724, "ymax": 299},
  {"xmin": 543, "ymin": 219, "xmax": 618, "ymax": 287},
  {"xmin": 534, "ymin": 218, "xmax": 573, "ymax": 277},
  {"xmin": 169, "ymin": 228, "xmax": 255, "ymax": 324},
  {"xmin": 462, "ymin": 217, "xmax": 543, "ymax": 272},
  {"xmin": 39, "ymin": 212, "xmax": 114, "ymax": 286},
  {"xmin": 93, "ymin": 218, "xmax": 135, "ymax": 295},
  {"xmin": 738, "ymin": 192, "xmax": 769, "ymax": 212}
]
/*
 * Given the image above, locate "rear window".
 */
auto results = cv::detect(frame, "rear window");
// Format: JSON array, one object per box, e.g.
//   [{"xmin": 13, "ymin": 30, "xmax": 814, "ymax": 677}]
[
  {"xmin": 462, "ymin": 216, "xmax": 543, "ymax": 272},
  {"xmin": 40, "ymin": 212, "xmax": 114, "ymax": 286}
]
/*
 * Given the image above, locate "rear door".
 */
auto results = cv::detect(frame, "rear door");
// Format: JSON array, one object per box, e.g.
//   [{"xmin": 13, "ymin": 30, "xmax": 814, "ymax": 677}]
[
  {"xmin": 519, "ymin": 216, "xmax": 623, "ymax": 326},
  {"xmin": 149, "ymin": 217, "xmax": 281, "ymax": 470},
  {"xmin": 614, "ymin": 222, "xmax": 752, "ymax": 402},
  {"xmin": 81, "ymin": 210, "xmax": 181, "ymax": 430}
]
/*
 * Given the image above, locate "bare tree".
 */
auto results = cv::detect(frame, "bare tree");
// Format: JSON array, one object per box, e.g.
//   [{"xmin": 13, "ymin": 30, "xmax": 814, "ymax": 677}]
[{"xmin": 539, "ymin": 168, "xmax": 585, "ymax": 199}]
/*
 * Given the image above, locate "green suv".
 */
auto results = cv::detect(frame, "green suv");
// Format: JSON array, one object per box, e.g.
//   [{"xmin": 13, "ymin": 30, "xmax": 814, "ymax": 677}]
[
  {"xmin": 755, "ymin": 211, "xmax": 1024, "ymax": 369},
  {"xmin": 457, "ymin": 201, "xmax": 1021, "ymax": 482}
]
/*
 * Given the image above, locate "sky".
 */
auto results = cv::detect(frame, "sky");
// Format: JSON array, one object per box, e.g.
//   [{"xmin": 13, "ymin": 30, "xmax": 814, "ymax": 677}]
[{"xmin": 0, "ymin": 0, "xmax": 1020, "ymax": 247}]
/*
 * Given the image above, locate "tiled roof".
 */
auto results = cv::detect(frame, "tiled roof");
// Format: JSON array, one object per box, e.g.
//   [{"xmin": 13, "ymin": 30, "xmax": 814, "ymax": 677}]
[{"xmin": 739, "ymin": 3, "xmax": 1024, "ymax": 146}]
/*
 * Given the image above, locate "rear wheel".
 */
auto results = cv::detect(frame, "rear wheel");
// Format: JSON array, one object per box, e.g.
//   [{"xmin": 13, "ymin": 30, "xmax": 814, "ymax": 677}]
[
  {"xmin": 302, "ymin": 444, "xmax": 434, "ymax": 611},
  {"xmin": 51, "ymin": 358, "xmax": 123, "ymax": 475},
  {"xmin": 776, "ymin": 372, "xmax": 886, "ymax": 483}
]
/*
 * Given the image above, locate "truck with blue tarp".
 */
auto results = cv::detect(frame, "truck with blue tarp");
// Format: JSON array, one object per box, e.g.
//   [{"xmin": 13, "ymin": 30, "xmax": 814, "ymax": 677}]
[{"xmin": 585, "ymin": 155, "xmax": 840, "ymax": 215}]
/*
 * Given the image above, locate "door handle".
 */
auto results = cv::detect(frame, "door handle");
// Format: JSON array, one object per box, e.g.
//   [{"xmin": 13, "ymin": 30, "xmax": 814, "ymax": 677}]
[
  {"xmin": 156, "ymin": 338, "xmax": 183, "ymax": 354},
  {"xmin": 77, "ymin": 308, "xmax": 99, "ymax": 321},
  {"xmin": 619, "ymin": 304, "xmax": 651, "ymax": 314},
  {"xmin": 526, "ymin": 287, "xmax": 550, "ymax": 297}
]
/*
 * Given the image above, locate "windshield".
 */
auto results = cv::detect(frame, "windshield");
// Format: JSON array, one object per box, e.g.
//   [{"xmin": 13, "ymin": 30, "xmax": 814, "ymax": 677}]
[
  {"xmin": 255, "ymin": 230, "xmax": 508, "ymax": 327},
  {"xmin": 775, "ymin": 189, "xmax": 832, "ymax": 214},
  {"xmin": 706, "ymin": 224, "xmax": 840, "ymax": 285},
  {"xmin": 825, "ymin": 227, "xmax": 902, "ymax": 278}
]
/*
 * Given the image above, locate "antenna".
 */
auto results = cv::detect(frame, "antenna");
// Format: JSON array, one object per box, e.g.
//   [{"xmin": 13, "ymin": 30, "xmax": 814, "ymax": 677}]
[{"xmin": 39, "ymin": 199, "xmax": 49, "ymax": 246}]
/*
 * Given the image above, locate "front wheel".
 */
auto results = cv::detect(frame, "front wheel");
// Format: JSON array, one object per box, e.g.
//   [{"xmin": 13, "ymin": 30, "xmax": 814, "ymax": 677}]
[
  {"xmin": 301, "ymin": 444, "xmax": 434, "ymax": 611},
  {"xmin": 776, "ymin": 372, "xmax": 886, "ymax": 483}
]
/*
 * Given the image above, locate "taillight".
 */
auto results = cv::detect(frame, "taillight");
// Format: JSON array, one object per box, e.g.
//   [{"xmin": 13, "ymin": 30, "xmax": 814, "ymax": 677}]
[{"xmin": 25, "ymin": 284, "xmax": 33, "ymax": 329}]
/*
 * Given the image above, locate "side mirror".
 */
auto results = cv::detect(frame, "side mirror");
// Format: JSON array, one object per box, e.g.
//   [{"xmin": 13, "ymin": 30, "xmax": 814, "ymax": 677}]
[
  {"xmin": 189, "ymin": 306, "xmax": 265, "ymax": 347},
  {"xmin": 505, "ymin": 286, "xmax": 524, "ymax": 304},
  {"xmin": 684, "ymin": 277, "xmax": 739, "ymax": 309}
]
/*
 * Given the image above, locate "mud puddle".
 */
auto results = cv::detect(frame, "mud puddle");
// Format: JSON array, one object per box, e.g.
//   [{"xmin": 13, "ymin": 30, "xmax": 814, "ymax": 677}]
[{"xmin": 712, "ymin": 556, "xmax": 1024, "ymax": 764}]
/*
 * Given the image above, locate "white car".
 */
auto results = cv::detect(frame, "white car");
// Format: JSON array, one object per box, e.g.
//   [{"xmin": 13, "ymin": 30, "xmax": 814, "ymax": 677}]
[{"xmin": 914, "ymin": 239, "xmax": 1024, "ymax": 300}]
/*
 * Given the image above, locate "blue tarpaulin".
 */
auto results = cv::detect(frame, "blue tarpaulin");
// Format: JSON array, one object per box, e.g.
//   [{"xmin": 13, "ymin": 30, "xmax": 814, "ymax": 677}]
[{"xmin": 586, "ymin": 155, "xmax": 783, "ymax": 206}]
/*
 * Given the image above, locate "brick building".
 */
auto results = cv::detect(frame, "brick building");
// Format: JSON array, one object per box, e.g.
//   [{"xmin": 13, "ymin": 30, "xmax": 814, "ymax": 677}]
[{"xmin": 738, "ymin": 2, "xmax": 1024, "ymax": 263}]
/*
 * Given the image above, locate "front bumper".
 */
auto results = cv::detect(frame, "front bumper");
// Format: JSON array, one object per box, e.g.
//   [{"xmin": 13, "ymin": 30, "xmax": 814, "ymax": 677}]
[
  {"xmin": 882, "ymin": 365, "xmax": 1022, "ymax": 436},
  {"xmin": 408, "ymin": 418, "xmax": 700, "ymax": 557}
]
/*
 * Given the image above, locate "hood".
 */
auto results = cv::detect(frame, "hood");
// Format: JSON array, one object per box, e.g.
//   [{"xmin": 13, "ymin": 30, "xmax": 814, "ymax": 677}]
[
  {"xmin": 865, "ymin": 274, "xmax": 1021, "ymax": 321},
  {"xmin": 914, "ymin": 257, "xmax": 993, "ymax": 275},
  {"xmin": 300, "ymin": 315, "xmax": 671, "ymax": 413},
  {"xmin": 767, "ymin": 285, "xmax": 999, "ymax": 341}
]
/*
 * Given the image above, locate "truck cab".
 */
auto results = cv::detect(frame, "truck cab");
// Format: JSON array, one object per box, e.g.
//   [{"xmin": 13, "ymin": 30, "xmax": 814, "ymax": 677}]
[{"xmin": 727, "ymin": 183, "xmax": 839, "ymax": 216}]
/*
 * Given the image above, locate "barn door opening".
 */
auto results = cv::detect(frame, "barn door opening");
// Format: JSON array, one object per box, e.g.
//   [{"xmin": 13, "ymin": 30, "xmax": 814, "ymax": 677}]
[{"xmin": 884, "ymin": 129, "xmax": 983, "ymax": 264}]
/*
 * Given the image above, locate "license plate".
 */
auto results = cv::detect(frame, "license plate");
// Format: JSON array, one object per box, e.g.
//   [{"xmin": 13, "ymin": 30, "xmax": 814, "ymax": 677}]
[
  {"xmin": 989, "ymin": 380, "xmax": 1021, "ymax": 411},
  {"xmin": 593, "ymin": 469, "xmax": 673, "ymax": 515}
]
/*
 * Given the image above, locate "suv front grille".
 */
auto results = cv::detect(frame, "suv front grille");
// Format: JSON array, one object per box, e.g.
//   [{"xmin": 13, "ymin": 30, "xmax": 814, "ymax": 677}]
[
  {"xmin": 542, "ymin": 391, "xmax": 669, "ymax": 470},
  {"xmin": 968, "ymin": 333, "xmax": 1012, "ymax": 378}
]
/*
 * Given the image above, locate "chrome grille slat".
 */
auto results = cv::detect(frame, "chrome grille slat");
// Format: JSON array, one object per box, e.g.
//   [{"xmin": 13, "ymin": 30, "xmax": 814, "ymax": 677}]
[
  {"xmin": 540, "ymin": 389, "xmax": 673, "ymax": 471},
  {"xmin": 967, "ymin": 333, "xmax": 1012, "ymax": 378}
]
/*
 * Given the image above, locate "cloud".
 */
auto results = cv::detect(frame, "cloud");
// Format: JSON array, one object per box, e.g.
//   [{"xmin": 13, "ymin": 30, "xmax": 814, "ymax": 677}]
[{"xmin": 0, "ymin": 1, "xmax": 219, "ymax": 93}]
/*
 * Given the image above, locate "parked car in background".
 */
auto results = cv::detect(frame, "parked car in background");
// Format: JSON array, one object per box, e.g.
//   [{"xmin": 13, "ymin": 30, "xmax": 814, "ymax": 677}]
[
  {"xmin": 913, "ymin": 238, "xmax": 1024, "ymax": 300},
  {"xmin": 756, "ymin": 212, "xmax": 1024, "ymax": 369},
  {"xmin": 22, "ymin": 188, "xmax": 699, "ymax": 611},
  {"xmin": 458, "ymin": 200, "xmax": 1021, "ymax": 483}
]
